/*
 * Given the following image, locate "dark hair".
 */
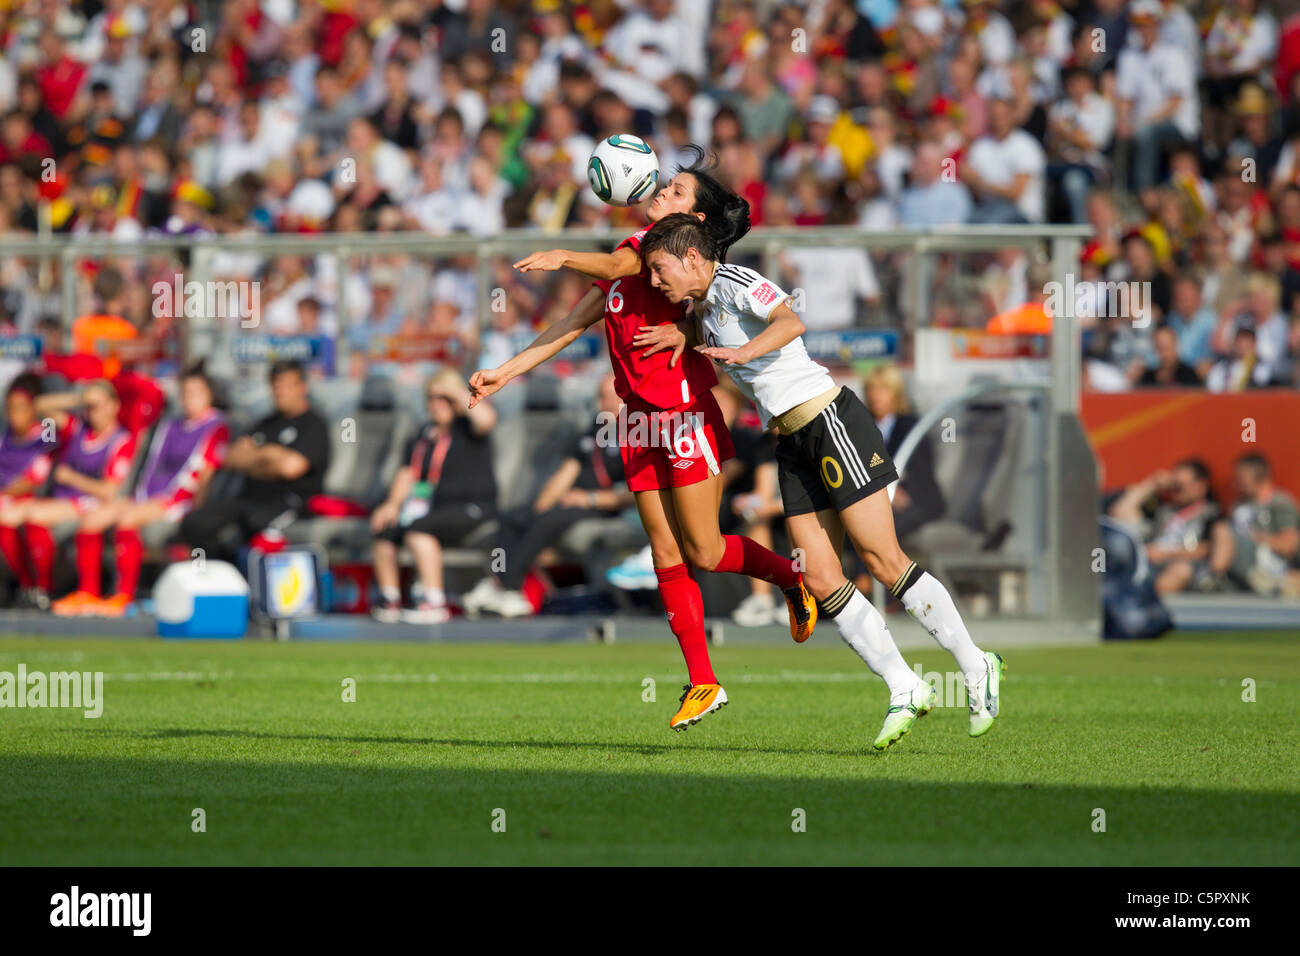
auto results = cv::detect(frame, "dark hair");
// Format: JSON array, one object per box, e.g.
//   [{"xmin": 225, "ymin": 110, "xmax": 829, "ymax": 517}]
[
  {"xmin": 1236, "ymin": 452, "xmax": 1270, "ymax": 478},
  {"xmin": 6, "ymin": 371, "xmax": 42, "ymax": 400},
  {"xmin": 1176, "ymin": 458, "xmax": 1212, "ymax": 486},
  {"xmin": 641, "ymin": 212, "xmax": 722, "ymax": 263},
  {"xmin": 675, "ymin": 144, "xmax": 751, "ymax": 261},
  {"xmin": 181, "ymin": 358, "xmax": 217, "ymax": 395},
  {"xmin": 269, "ymin": 359, "xmax": 306, "ymax": 384}
]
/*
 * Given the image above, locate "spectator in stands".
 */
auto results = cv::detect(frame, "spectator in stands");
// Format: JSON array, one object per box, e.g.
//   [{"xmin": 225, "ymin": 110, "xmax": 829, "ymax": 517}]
[
  {"xmin": 898, "ymin": 139, "xmax": 973, "ymax": 227},
  {"xmin": 962, "ymin": 96, "xmax": 1047, "ymax": 224},
  {"xmin": 1046, "ymin": 66, "xmax": 1114, "ymax": 224},
  {"xmin": 1205, "ymin": 453, "xmax": 1299, "ymax": 596},
  {"xmin": 2, "ymin": 380, "xmax": 135, "ymax": 612},
  {"xmin": 463, "ymin": 374, "xmax": 633, "ymax": 619},
  {"xmin": 1132, "ymin": 324, "xmax": 1203, "ymax": 387},
  {"xmin": 1108, "ymin": 459, "xmax": 1220, "ymax": 596},
  {"xmin": 864, "ymin": 364, "xmax": 944, "ymax": 541},
  {"xmin": 71, "ymin": 267, "xmax": 137, "ymax": 380},
  {"xmin": 1115, "ymin": 0, "xmax": 1199, "ymax": 191},
  {"xmin": 1206, "ymin": 325, "xmax": 1280, "ymax": 392},
  {"xmin": 1164, "ymin": 276, "xmax": 1218, "ymax": 377},
  {"xmin": 180, "ymin": 359, "xmax": 330, "ymax": 566},
  {"xmin": 53, "ymin": 362, "xmax": 228, "ymax": 618},
  {"xmin": 369, "ymin": 369, "xmax": 498, "ymax": 624}
]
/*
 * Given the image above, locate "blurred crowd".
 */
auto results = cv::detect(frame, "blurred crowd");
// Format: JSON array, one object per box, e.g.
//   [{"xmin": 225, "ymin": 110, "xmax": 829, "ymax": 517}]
[{"xmin": 0, "ymin": 0, "xmax": 1298, "ymax": 391}]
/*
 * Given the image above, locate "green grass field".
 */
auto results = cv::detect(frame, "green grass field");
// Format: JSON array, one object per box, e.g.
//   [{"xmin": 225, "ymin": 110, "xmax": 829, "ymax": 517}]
[{"xmin": 0, "ymin": 631, "xmax": 1296, "ymax": 865}]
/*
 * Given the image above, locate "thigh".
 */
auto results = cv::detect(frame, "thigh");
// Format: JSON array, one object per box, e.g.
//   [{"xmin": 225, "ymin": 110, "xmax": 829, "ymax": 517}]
[
  {"xmin": 406, "ymin": 503, "xmax": 490, "ymax": 546},
  {"xmin": 669, "ymin": 470, "xmax": 726, "ymax": 560},
  {"xmin": 23, "ymin": 498, "xmax": 82, "ymax": 527},
  {"xmin": 634, "ymin": 487, "xmax": 684, "ymax": 568},
  {"xmin": 118, "ymin": 498, "xmax": 170, "ymax": 530},
  {"xmin": 838, "ymin": 485, "xmax": 910, "ymax": 585},
  {"xmin": 80, "ymin": 498, "xmax": 128, "ymax": 532}
]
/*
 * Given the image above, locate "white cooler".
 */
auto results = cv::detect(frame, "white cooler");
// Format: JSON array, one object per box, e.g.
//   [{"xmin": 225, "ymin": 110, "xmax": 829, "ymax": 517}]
[{"xmin": 154, "ymin": 560, "xmax": 250, "ymax": 638}]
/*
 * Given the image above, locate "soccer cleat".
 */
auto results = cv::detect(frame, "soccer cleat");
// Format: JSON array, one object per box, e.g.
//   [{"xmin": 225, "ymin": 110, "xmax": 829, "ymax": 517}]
[
  {"xmin": 967, "ymin": 651, "xmax": 1005, "ymax": 737},
  {"xmin": 94, "ymin": 593, "xmax": 135, "ymax": 618},
  {"xmin": 873, "ymin": 679, "xmax": 938, "ymax": 751},
  {"xmin": 51, "ymin": 590, "xmax": 101, "ymax": 617},
  {"xmin": 371, "ymin": 599, "xmax": 402, "ymax": 623},
  {"xmin": 781, "ymin": 574, "xmax": 817, "ymax": 643},
  {"xmin": 669, "ymin": 683, "xmax": 728, "ymax": 731}
]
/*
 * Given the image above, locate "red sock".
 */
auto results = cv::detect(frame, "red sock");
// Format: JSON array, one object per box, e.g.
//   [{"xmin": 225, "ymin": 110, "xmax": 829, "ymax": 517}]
[
  {"xmin": 25, "ymin": 525, "xmax": 55, "ymax": 592},
  {"xmin": 75, "ymin": 531, "xmax": 103, "ymax": 597},
  {"xmin": 0, "ymin": 525, "xmax": 32, "ymax": 588},
  {"xmin": 115, "ymin": 528, "xmax": 144, "ymax": 598},
  {"xmin": 714, "ymin": 534, "xmax": 797, "ymax": 590},
  {"xmin": 655, "ymin": 563, "xmax": 716, "ymax": 685}
]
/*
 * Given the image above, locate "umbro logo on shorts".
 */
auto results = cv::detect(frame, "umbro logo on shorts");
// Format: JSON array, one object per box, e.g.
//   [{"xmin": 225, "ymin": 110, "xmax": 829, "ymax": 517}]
[{"xmin": 673, "ymin": 459, "xmax": 694, "ymax": 470}]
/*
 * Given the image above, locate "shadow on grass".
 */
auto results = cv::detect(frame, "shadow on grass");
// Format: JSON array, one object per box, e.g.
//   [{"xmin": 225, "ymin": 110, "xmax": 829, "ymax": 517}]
[
  {"xmin": 1, "ymin": 751, "xmax": 1294, "ymax": 866},
  {"xmin": 130, "ymin": 726, "xmax": 875, "ymax": 758}
]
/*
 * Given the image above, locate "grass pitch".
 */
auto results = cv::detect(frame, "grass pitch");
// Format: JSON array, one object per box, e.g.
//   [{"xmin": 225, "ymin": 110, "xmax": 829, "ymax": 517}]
[{"xmin": 0, "ymin": 631, "xmax": 1295, "ymax": 866}]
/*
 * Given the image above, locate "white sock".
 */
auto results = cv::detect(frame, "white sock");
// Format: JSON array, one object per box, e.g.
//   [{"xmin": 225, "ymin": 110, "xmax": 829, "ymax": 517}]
[
  {"xmin": 897, "ymin": 569, "xmax": 986, "ymax": 678},
  {"xmin": 380, "ymin": 586, "xmax": 400, "ymax": 604},
  {"xmin": 426, "ymin": 588, "xmax": 446, "ymax": 607},
  {"xmin": 829, "ymin": 588, "xmax": 917, "ymax": 700}
]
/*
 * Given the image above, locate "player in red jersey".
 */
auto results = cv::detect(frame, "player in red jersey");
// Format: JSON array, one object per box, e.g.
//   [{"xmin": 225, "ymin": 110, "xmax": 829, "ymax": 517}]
[
  {"xmin": 471, "ymin": 148, "xmax": 816, "ymax": 731},
  {"xmin": 0, "ymin": 380, "xmax": 136, "ymax": 610}
]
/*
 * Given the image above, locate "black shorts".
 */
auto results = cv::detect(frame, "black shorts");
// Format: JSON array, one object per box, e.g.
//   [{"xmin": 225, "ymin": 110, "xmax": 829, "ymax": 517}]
[
  {"xmin": 375, "ymin": 502, "xmax": 494, "ymax": 546},
  {"xmin": 775, "ymin": 387, "xmax": 898, "ymax": 517}
]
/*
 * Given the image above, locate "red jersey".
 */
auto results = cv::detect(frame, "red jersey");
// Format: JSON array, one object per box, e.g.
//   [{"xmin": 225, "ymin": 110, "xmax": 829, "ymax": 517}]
[{"xmin": 594, "ymin": 229, "xmax": 717, "ymax": 410}]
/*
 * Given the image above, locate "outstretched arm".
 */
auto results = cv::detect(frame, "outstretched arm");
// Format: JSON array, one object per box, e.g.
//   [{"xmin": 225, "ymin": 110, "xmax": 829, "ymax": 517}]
[
  {"xmin": 513, "ymin": 246, "xmax": 641, "ymax": 281},
  {"xmin": 696, "ymin": 301, "xmax": 806, "ymax": 366},
  {"xmin": 469, "ymin": 286, "xmax": 605, "ymax": 408}
]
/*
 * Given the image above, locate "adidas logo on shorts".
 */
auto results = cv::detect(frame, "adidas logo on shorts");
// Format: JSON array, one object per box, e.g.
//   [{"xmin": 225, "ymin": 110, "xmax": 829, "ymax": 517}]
[{"xmin": 869, "ymin": 452, "xmax": 885, "ymax": 468}]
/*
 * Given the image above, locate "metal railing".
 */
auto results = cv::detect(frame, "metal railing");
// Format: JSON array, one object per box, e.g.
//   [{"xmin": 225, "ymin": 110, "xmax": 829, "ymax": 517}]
[{"xmin": 0, "ymin": 224, "xmax": 1091, "ymax": 391}]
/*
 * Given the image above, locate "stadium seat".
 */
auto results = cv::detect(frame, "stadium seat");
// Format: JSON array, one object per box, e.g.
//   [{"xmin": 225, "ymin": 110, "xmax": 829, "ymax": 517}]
[
  {"xmin": 283, "ymin": 375, "xmax": 414, "ymax": 558},
  {"xmin": 909, "ymin": 399, "xmax": 1030, "ymax": 579}
]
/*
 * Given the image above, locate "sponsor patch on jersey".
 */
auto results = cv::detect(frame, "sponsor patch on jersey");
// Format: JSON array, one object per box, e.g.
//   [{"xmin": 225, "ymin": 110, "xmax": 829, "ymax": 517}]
[{"xmin": 749, "ymin": 281, "xmax": 779, "ymax": 307}]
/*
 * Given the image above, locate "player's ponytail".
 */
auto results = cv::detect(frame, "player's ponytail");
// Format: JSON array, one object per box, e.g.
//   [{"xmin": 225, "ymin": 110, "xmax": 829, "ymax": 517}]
[{"xmin": 677, "ymin": 144, "xmax": 752, "ymax": 262}]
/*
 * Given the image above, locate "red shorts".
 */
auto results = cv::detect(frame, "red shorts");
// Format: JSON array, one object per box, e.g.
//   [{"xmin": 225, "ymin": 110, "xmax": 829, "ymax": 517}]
[{"xmin": 619, "ymin": 391, "xmax": 735, "ymax": 493}]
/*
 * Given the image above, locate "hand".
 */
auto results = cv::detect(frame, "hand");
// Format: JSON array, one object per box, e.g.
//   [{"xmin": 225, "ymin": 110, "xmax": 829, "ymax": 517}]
[
  {"xmin": 370, "ymin": 501, "xmax": 400, "ymax": 532},
  {"xmin": 468, "ymin": 367, "xmax": 510, "ymax": 408},
  {"xmin": 633, "ymin": 324, "xmax": 687, "ymax": 367},
  {"xmin": 53, "ymin": 464, "xmax": 74, "ymax": 485},
  {"xmin": 892, "ymin": 486, "xmax": 912, "ymax": 510},
  {"xmin": 696, "ymin": 345, "xmax": 749, "ymax": 366},
  {"xmin": 513, "ymin": 249, "xmax": 569, "ymax": 273},
  {"xmin": 560, "ymin": 489, "xmax": 590, "ymax": 508}
]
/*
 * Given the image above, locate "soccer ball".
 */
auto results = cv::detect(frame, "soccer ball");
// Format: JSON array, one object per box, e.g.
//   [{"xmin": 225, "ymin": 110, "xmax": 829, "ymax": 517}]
[{"xmin": 587, "ymin": 134, "xmax": 660, "ymax": 206}]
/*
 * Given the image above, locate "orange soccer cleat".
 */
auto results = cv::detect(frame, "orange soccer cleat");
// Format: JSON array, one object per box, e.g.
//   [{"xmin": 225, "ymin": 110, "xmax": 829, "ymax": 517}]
[
  {"xmin": 51, "ymin": 590, "xmax": 101, "ymax": 617},
  {"xmin": 94, "ymin": 593, "xmax": 134, "ymax": 618},
  {"xmin": 669, "ymin": 683, "xmax": 728, "ymax": 731},
  {"xmin": 782, "ymin": 575, "xmax": 818, "ymax": 643}
]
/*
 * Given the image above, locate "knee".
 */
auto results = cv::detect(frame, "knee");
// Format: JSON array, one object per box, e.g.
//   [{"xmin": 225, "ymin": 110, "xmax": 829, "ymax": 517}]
[
  {"xmin": 862, "ymin": 543, "xmax": 909, "ymax": 587},
  {"xmin": 683, "ymin": 538, "xmax": 724, "ymax": 572},
  {"xmin": 803, "ymin": 567, "xmax": 847, "ymax": 603}
]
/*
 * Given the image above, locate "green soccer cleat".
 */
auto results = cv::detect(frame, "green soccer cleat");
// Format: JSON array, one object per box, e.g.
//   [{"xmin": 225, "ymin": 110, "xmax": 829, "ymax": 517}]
[
  {"xmin": 967, "ymin": 651, "xmax": 1005, "ymax": 737},
  {"xmin": 873, "ymin": 679, "xmax": 937, "ymax": 751}
]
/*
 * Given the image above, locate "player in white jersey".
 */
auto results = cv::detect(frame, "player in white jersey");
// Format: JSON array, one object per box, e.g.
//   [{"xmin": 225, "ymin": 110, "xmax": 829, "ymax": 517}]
[{"xmin": 637, "ymin": 213, "xmax": 1004, "ymax": 748}]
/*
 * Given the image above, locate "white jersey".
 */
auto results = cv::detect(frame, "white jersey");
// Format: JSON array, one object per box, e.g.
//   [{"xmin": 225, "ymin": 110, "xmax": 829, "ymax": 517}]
[{"xmin": 697, "ymin": 263, "xmax": 835, "ymax": 426}]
